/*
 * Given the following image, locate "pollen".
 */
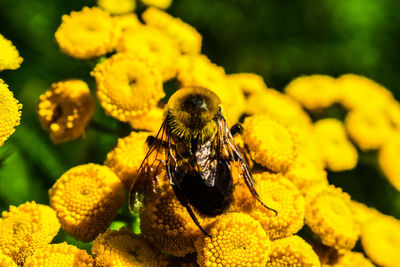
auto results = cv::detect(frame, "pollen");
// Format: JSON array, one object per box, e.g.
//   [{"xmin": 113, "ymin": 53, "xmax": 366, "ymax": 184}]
[
  {"xmin": 0, "ymin": 34, "xmax": 23, "ymax": 71},
  {"xmin": 305, "ymin": 185, "xmax": 360, "ymax": 250},
  {"xmin": 0, "ymin": 201, "xmax": 60, "ymax": 265},
  {"xmin": 92, "ymin": 228, "xmax": 167, "ymax": 267},
  {"xmin": 92, "ymin": 52, "xmax": 164, "ymax": 122},
  {"xmin": 23, "ymin": 242, "xmax": 94, "ymax": 267},
  {"xmin": 361, "ymin": 215, "xmax": 400, "ymax": 267},
  {"xmin": 243, "ymin": 115, "xmax": 298, "ymax": 173},
  {"xmin": 266, "ymin": 235, "xmax": 321, "ymax": 267},
  {"xmin": 284, "ymin": 74, "xmax": 339, "ymax": 110},
  {"xmin": 232, "ymin": 172, "xmax": 305, "ymax": 240},
  {"xmin": 97, "ymin": 0, "xmax": 135, "ymax": 15},
  {"xmin": 314, "ymin": 119, "xmax": 358, "ymax": 172},
  {"xmin": 336, "ymin": 74, "xmax": 393, "ymax": 111},
  {"xmin": 104, "ymin": 131, "xmax": 150, "ymax": 188},
  {"xmin": 140, "ymin": 0, "xmax": 172, "ymax": 9},
  {"xmin": 227, "ymin": 73, "xmax": 268, "ymax": 97},
  {"xmin": 37, "ymin": 79, "xmax": 94, "ymax": 143},
  {"xmin": 0, "ymin": 79, "xmax": 22, "ymax": 146},
  {"xmin": 0, "ymin": 255, "xmax": 17, "ymax": 267},
  {"xmin": 345, "ymin": 108, "xmax": 395, "ymax": 151},
  {"xmin": 55, "ymin": 7, "xmax": 116, "ymax": 59},
  {"xmin": 116, "ymin": 25, "xmax": 180, "ymax": 81},
  {"xmin": 378, "ymin": 134, "xmax": 400, "ymax": 191},
  {"xmin": 284, "ymin": 154, "xmax": 329, "ymax": 195},
  {"xmin": 195, "ymin": 212, "xmax": 271, "ymax": 267},
  {"xmin": 142, "ymin": 7, "xmax": 202, "ymax": 54},
  {"xmin": 49, "ymin": 163, "xmax": 125, "ymax": 242},
  {"xmin": 129, "ymin": 107, "xmax": 164, "ymax": 132},
  {"xmin": 140, "ymin": 189, "xmax": 210, "ymax": 257}
]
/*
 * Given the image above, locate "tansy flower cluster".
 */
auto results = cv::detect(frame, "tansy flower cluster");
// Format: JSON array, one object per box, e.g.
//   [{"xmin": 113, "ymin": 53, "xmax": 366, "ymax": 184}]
[{"xmin": 1, "ymin": 3, "xmax": 400, "ymax": 267}]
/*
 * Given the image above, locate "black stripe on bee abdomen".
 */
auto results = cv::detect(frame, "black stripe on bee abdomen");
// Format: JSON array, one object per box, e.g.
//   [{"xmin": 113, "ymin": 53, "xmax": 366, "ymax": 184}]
[{"xmin": 171, "ymin": 159, "xmax": 233, "ymax": 217}]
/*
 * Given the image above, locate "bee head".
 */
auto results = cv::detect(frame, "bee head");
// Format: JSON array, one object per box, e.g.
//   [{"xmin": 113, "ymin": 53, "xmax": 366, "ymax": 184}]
[{"xmin": 166, "ymin": 87, "xmax": 220, "ymax": 141}]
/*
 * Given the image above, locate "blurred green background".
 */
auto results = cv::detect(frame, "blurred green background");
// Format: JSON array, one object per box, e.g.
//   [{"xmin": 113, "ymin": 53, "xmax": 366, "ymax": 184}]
[{"xmin": 0, "ymin": 0, "xmax": 399, "ymax": 222}]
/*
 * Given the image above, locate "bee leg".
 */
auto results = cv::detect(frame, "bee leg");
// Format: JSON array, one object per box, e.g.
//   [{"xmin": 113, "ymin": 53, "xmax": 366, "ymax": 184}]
[
  {"xmin": 166, "ymin": 165, "xmax": 212, "ymax": 238},
  {"xmin": 230, "ymin": 123, "xmax": 243, "ymax": 136}
]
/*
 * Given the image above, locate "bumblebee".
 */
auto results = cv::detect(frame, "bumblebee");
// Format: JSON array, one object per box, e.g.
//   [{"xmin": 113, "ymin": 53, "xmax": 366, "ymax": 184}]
[{"xmin": 129, "ymin": 86, "xmax": 275, "ymax": 236}]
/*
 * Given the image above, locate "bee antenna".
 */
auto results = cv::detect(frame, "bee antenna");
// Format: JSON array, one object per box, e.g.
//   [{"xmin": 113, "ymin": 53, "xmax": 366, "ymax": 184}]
[{"xmin": 260, "ymin": 201, "xmax": 278, "ymax": 217}]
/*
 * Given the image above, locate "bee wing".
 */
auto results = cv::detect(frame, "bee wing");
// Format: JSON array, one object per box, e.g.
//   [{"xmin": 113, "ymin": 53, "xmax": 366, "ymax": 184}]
[
  {"xmin": 128, "ymin": 120, "xmax": 169, "ymax": 211},
  {"xmin": 216, "ymin": 113, "xmax": 268, "ymax": 208}
]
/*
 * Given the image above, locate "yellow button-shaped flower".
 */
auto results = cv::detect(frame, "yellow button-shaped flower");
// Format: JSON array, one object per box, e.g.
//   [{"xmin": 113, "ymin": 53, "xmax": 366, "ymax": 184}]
[
  {"xmin": 37, "ymin": 79, "xmax": 94, "ymax": 144},
  {"xmin": 24, "ymin": 242, "xmax": 94, "ymax": 267},
  {"xmin": 97, "ymin": 0, "xmax": 135, "ymax": 15},
  {"xmin": 0, "ymin": 79, "xmax": 21, "ymax": 146},
  {"xmin": 285, "ymin": 74, "xmax": 339, "ymax": 110},
  {"xmin": 55, "ymin": 7, "xmax": 116, "ymax": 59},
  {"xmin": 105, "ymin": 131, "xmax": 150, "ymax": 188},
  {"xmin": 305, "ymin": 186, "xmax": 360, "ymax": 250},
  {"xmin": 361, "ymin": 215, "xmax": 400, "ymax": 267},
  {"xmin": 195, "ymin": 212, "xmax": 271, "ymax": 267},
  {"xmin": 243, "ymin": 115, "xmax": 298, "ymax": 172},
  {"xmin": 142, "ymin": 7, "xmax": 202, "ymax": 54},
  {"xmin": 379, "ymin": 134, "xmax": 400, "ymax": 191},
  {"xmin": 0, "ymin": 202, "xmax": 60, "ymax": 265},
  {"xmin": 314, "ymin": 119, "xmax": 358, "ymax": 172},
  {"xmin": 0, "ymin": 34, "xmax": 23, "ymax": 71},
  {"xmin": 92, "ymin": 52, "xmax": 164, "ymax": 122},
  {"xmin": 266, "ymin": 235, "xmax": 321, "ymax": 267},
  {"xmin": 49, "ymin": 163, "xmax": 125, "ymax": 242},
  {"xmin": 92, "ymin": 228, "xmax": 167, "ymax": 267}
]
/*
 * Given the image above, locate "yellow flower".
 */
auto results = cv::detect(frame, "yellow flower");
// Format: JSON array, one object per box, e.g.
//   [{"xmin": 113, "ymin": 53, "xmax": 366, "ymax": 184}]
[
  {"xmin": 177, "ymin": 54, "xmax": 245, "ymax": 125},
  {"xmin": 249, "ymin": 88, "xmax": 311, "ymax": 124},
  {"xmin": 104, "ymin": 131, "xmax": 150, "ymax": 188},
  {"xmin": 336, "ymin": 74, "xmax": 393, "ymax": 111},
  {"xmin": 349, "ymin": 200, "xmax": 382, "ymax": 228},
  {"xmin": 24, "ymin": 242, "xmax": 94, "ymax": 267},
  {"xmin": 142, "ymin": 7, "xmax": 202, "ymax": 54},
  {"xmin": 55, "ymin": 7, "xmax": 116, "ymax": 59},
  {"xmin": 0, "ymin": 34, "xmax": 23, "ymax": 71},
  {"xmin": 284, "ymin": 154, "xmax": 329, "ymax": 195},
  {"xmin": 323, "ymin": 251, "xmax": 374, "ymax": 267},
  {"xmin": 113, "ymin": 13, "xmax": 142, "ymax": 34},
  {"xmin": 243, "ymin": 115, "xmax": 298, "ymax": 172},
  {"xmin": 129, "ymin": 106, "xmax": 164, "ymax": 132},
  {"xmin": 195, "ymin": 212, "xmax": 271, "ymax": 267},
  {"xmin": 37, "ymin": 79, "xmax": 94, "ymax": 144},
  {"xmin": 361, "ymin": 215, "xmax": 400, "ymax": 267},
  {"xmin": 0, "ymin": 202, "xmax": 60, "ymax": 265},
  {"xmin": 305, "ymin": 186, "xmax": 360, "ymax": 250},
  {"xmin": 314, "ymin": 119, "xmax": 358, "ymax": 172},
  {"xmin": 284, "ymin": 74, "xmax": 339, "ymax": 110},
  {"xmin": 266, "ymin": 235, "xmax": 321, "ymax": 267},
  {"xmin": 0, "ymin": 255, "xmax": 17, "ymax": 267},
  {"xmin": 378, "ymin": 134, "xmax": 400, "ymax": 190},
  {"xmin": 116, "ymin": 25, "xmax": 180, "ymax": 81},
  {"xmin": 232, "ymin": 172, "xmax": 305, "ymax": 240},
  {"xmin": 0, "ymin": 79, "xmax": 22, "ymax": 146},
  {"xmin": 92, "ymin": 228, "xmax": 167, "ymax": 267},
  {"xmin": 97, "ymin": 0, "xmax": 135, "ymax": 15},
  {"xmin": 49, "ymin": 163, "xmax": 125, "ymax": 242},
  {"xmin": 140, "ymin": 188, "xmax": 210, "ymax": 257},
  {"xmin": 140, "ymin": 0, "xmax": 172, "ymax": 9},
  {"xmin": 92, "ymin": 52, "xmax": 164, "ymax": 122},
  {"xmin": 227, "ymin": 73, "xmax": 268, "ymax": 97},
  {"xmin": 345, "ymin": 108, "xmax": 394, "ymax": 151}
]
